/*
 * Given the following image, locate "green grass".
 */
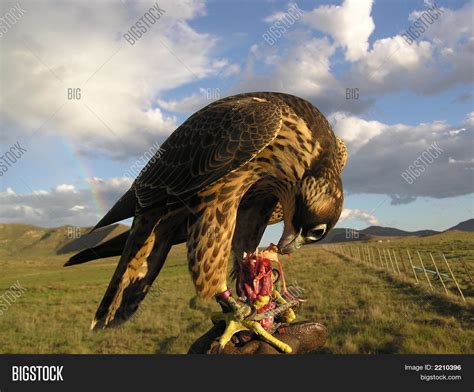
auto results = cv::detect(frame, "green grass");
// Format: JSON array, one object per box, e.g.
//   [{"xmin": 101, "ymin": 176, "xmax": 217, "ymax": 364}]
[
  {"xmin": 0, "ymin": 232, "xmax": 472, "ymax": 354},
  {"xmin": 329, "ymin": 231, "xmax": 474, "ymax": 298}
]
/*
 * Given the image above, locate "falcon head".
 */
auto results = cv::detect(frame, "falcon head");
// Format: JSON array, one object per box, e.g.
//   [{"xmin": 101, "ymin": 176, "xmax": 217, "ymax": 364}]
[{"xmin": 278, "ymin": 136, "xmax": 347, "ymax": 254}]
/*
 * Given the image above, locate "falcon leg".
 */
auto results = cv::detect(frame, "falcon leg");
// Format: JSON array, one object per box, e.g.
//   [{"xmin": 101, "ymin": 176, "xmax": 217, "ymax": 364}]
[{"xmin": 212, "ymin": 283, "xmax": 292, "ymax": 353}]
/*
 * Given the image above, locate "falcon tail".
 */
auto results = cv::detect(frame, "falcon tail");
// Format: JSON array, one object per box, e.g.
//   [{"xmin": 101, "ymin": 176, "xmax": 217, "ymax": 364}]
[
  {"xmin": 64, "ymin": 230, "xmax": 130, "ymax": 266},
  {"xmin": 90, "ymin": 188, "xmax": 136, "ymax": 233},
  {"xmin": 92, "ymin": 210, "xmax": 173, "ymax": 330}
]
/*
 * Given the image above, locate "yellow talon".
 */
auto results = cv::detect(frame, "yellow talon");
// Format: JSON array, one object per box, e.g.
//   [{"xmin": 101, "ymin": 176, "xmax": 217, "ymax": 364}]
[
  {"xmin": 213, "ymin": 283, "xmax": 293, "ymax": 353},
  {"xmin": 212, "ymin": 311, "xmax": 292, "ymax": 353},
  {"xmin": 218, "ymin": 319, "xmax": 249, "ymax": 349},
  {"xmin": 282, "ymin": 308, "xmax": 296, "ymax": 323},
  {"xmin": 242, "ymin": 320, "xmax": 292, "ymax": 353}
]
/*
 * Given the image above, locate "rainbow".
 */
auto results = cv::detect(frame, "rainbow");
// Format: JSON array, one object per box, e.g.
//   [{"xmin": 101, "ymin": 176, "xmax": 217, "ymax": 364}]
[{"xmin": 62, "ymin": 135, "xmax": 109, "ymax": 219}]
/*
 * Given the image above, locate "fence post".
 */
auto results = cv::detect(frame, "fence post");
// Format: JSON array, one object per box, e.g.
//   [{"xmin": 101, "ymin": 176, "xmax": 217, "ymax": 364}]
[
  {"xmin": 377, "ymin": 247, "xmax": 384, "ymax": 268},
  {"xmin": 392, "ymin": 249, "xmax": 401, "ymax": 275},
  {"xmin": 430, "ymin": 253, "xmax": 448, "ymax": 295},
  {"xmin": 417, "ymin": 251, "xmax": 433, "ymax": 291},
  {"xmin": 382, "ymin": 248, "xmax": 389, "ymax": 269},
  {"xmin": 370, "ymin": 247, "xmax": 377, "ymax": 268},
  {"xmin": 442, "ymin": 253, "xmax": 466, "ymax": 303},
  {"xmin": 387, "ymin": 248, "xmax": 396, "ymax": 273},
  {"xmin": 385, "ymin": 248, "xmax": 392, "ymax": 271},
  {"xmin": 406, "ymin": 249, "xmax": 419, "ymax": 284}
]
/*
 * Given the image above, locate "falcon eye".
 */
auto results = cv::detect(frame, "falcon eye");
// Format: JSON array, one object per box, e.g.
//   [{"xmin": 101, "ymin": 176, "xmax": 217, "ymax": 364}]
[{"xmin": 306, "ymin": 223, "xmax": 327, "ymax": 241}]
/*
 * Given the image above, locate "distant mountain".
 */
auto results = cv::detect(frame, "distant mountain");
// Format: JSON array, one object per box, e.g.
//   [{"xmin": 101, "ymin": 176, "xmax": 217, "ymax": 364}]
[
  {"xmin": 446, "ymin": 218, "xmax": 474, "ymax": 232},
  {"xmin": 321, "ymin": 219, "xmax": 474, "ymax": 244},
  {"xmin": 360, "ymin": 226, "xmax": 439, "ymax": 237},
  {"xmin": 321, "ymin": 225, "xmax": 439, "ymax": 243}
]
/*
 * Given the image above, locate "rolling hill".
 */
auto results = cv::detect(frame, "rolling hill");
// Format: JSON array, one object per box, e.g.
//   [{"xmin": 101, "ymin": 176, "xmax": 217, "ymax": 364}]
[
  {"xmin": 359, "ymin": 226, "xmax": 439, "ymax": 237},
  {"xmin": 0, "ymin": 223, "xmax": 129, "ymax": 257},
  {"xmin": 0, "ymin": 218, "xmax": 472, "ymax": 254},
  {"xmin": 446, "ymin": 218, "xmax": 474, "ymax": 232},
  {"xmin": 322, "ymin": 218, "xmax": 472, "ymax": 243}
]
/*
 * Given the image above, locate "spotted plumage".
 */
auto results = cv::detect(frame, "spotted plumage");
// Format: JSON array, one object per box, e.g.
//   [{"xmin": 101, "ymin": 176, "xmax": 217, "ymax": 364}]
[{"xmin": 66, "ymin": 92, "xmax": 347, "ymax": 330}]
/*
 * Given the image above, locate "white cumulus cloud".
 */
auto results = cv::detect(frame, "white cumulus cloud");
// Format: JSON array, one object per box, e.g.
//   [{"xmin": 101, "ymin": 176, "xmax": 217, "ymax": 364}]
[
  {"xmin": 0, "ymin": 0, "xmax": 229, "ymax": 159},
  {"xmin": 304, "ymin": 0, "xmax": 375, "ymax": 61},
  {"xmin": 340, "ymin": 208, "xmax": 379, "ymax": 225},
  {"xmin": 0, "ymin": 177, "xmax": 132, "ymax": 227}
]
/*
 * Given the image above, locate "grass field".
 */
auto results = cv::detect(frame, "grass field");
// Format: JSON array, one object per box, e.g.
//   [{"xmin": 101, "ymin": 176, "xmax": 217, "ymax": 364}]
[{"xmin": 0, "ymin": 231, "xmax": 472, "ymax": 354}]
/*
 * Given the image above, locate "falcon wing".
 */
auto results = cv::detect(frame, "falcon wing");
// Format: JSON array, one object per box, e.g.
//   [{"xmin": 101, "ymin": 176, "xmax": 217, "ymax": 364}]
[
  {"xmin": 133, "ymin": 96, "xmax": 283, "ymax": 211},
  {"xmin": 78, "ymin": 96, "xmax": 282, "ymax": 234}
]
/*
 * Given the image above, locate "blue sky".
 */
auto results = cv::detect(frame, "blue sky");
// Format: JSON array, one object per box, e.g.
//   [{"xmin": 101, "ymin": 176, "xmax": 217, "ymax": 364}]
[{"xmin": 0, "ymin": 0, "xmax": 473, "ymax": 244}]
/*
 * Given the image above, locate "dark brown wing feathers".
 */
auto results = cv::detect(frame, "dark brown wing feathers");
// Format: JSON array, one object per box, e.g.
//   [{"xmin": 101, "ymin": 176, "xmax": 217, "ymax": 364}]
[{"xmin": 133, "ymin": 97, "xmax": 282, "ymax": 211}]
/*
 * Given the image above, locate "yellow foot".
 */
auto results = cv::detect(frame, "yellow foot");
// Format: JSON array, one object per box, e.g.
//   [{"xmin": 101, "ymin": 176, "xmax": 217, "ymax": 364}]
[{"xmin": 211, "ymin": 312, "xmax": 292, "ymax": 354}]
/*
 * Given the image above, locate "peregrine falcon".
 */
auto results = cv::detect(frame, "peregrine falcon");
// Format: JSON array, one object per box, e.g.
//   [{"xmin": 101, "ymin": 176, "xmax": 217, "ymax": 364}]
[{"xmin": 66, "ymin": 92, "xmax": 347, "ymax": 352}]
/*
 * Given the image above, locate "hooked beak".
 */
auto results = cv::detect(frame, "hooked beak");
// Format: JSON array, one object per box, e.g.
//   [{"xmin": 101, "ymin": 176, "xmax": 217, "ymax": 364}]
[
  {"xmin": 277, "ymin": 223, "xmax": 328, "ymax": 254},
  {"xmin": 277, "ymin": 228, "xmax": 304, "ymax": 255}
]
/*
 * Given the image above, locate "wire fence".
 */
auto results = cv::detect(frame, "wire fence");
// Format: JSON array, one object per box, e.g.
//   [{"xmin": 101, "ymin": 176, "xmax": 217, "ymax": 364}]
[{"xmin": 323, "ymin": 244, "xmax": 472, "ymax": 304}]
